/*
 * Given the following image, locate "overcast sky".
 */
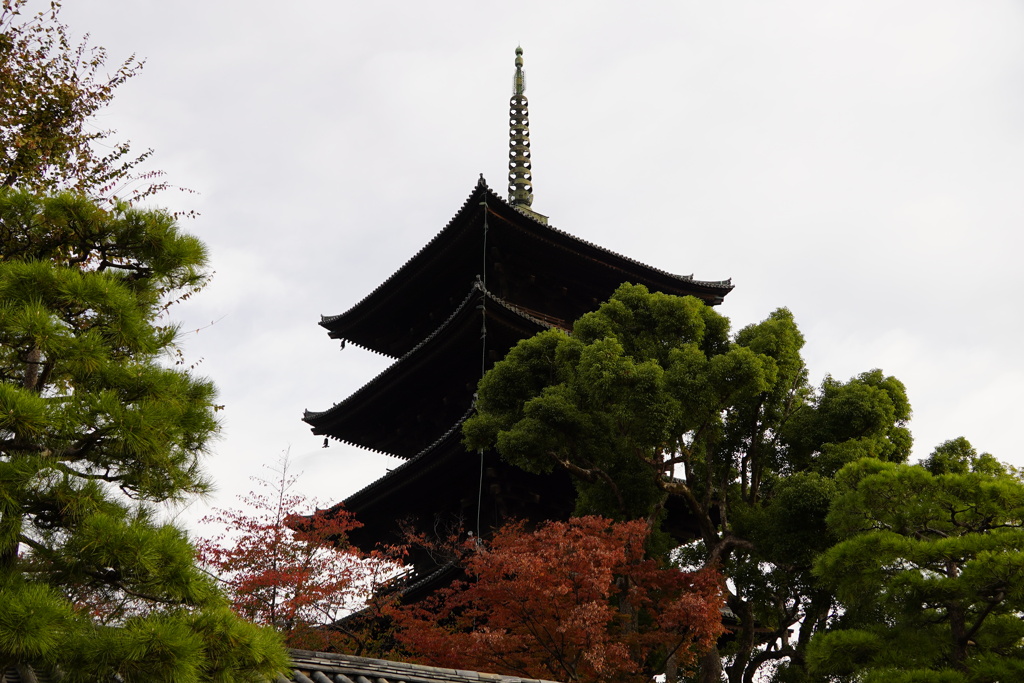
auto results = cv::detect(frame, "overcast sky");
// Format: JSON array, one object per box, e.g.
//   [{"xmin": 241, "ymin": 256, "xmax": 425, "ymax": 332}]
[{"xmin": 58, "ymin": 1, "xmax": 1024, "ymax": 526}]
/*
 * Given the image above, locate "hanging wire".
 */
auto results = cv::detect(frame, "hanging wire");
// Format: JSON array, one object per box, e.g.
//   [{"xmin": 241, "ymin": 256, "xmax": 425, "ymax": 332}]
[{"xmin": 476, "ymin": 191, "xmax": 490, "ymax": 539}]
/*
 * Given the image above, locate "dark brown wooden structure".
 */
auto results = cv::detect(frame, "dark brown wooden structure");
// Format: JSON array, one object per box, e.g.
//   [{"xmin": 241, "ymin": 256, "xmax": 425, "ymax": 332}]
[{"xmin": 304, "ymin": 177, "xmax": 732, "ymax": 580}]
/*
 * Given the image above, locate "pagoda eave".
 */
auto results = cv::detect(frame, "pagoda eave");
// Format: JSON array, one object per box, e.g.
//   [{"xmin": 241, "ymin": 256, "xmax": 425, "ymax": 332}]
[
  {"xmin": 305, "ymin": 284, "xmax": 555, "ymax": 458},
  {"xmin": 319, "ymin": 180, "xmax": 732, "ymax": 357},
  {"xmin": 334, "ymin": 424, "xmax": 575, "ymax": 561}
]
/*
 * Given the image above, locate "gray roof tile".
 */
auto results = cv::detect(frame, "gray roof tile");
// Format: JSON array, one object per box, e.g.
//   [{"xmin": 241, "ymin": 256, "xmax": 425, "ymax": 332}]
[
  {"xmin": 2, "ymin": 649, "xmax": 563, "ymax": 683},
  {"xmin": 285, "ymin": 650, "xmax": 562, "ymax": 683}
]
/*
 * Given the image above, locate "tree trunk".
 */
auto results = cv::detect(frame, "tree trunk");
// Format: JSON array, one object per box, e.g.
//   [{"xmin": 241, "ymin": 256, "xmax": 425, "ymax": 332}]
[
  {"xmin": 949, "ymin": 600, "xmax": 968, "ymax": 669},
  {"xmin": 724, "ymin": 597, "xmax": 755, "ymax": 683},
  {"xmin": 21, "ymin": 345, "xmax": 42, "ymax": 392},
  {"xmin": 946, "ymin": 561, "xmax": 968, "ymax": 670},
  {"xmin": 664, "ymin": 652, "xmax": 678, "ymax": 683},
  {"xmin": 697, "ymin": 647, "xmax": 723, "ymax": 683}
]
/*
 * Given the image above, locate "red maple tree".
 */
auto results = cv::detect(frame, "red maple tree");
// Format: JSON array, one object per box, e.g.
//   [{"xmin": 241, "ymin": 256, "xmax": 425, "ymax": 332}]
[
  {"xmin": 391, "ymin": 517, "xmax": 724, "ymax": 683},
  {"xmin": 196, "ymin": 461, "xmax": 402, "ymax": 653}
]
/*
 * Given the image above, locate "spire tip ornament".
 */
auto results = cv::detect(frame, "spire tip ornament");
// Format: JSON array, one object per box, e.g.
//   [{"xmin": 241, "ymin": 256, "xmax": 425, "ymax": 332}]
[{"xmin": 507, "ymin": 47, "xmax": 547, "ymax": 223}]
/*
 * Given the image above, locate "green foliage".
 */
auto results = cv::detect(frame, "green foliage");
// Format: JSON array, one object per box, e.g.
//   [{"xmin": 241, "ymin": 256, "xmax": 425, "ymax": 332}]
[
  {"xmin": 736, "ymin": 472, "xmax": 838, "ymax": 570},
  {"xmin": 464, "ymin": 283, "xmax": 914, "ymax": 682},
  {"xmin": 783, "ymin": 369, "xmax": 912, "ymax": 476},
  {"xmin": 0, "ymin": 192, "xmax": 287, "ymax": 680},
  {"xmin": 922, "ymin": 436, "xmax": 1005, "ymax": 477},
  {"xmin": 809, "ymin": 445, "xmax": 1024, "ymax": 682}
]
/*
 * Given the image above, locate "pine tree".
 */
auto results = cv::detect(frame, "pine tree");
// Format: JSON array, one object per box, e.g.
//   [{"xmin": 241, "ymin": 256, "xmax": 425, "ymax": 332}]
[
  {"xmin": 0, "ymin": 191, "xmax": 287, "ymax": 681},
  {"xmin": 808, "ymin": 442, "xmax": 1024, "ymax": 682}
]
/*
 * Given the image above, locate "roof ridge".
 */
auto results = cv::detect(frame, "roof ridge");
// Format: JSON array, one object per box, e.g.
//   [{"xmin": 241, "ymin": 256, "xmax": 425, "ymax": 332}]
[
  {"xmin": 318, "ymin": 180, "xmax": 733, "ymax": 342},
  {"xmin": 484, "ymin": 199, "xmax": 732, "ymax": 292},
  {"xmin": 319, "ymin": 180, "xmax": 490, "ymax": 331},
  {"xmin": 336, "ymin": 405, "xmax": 476, "ymax": 509},
  {"xmin": 304, "ymin": 283, "xmax": 557, "ymax": 452},
  {"xmin": 305, "ymin": 285, "xmax": 483, "ymax": 424},
  {"xmin": 288, "ymin": 648, "xmax": 563, "ymax": 683}
]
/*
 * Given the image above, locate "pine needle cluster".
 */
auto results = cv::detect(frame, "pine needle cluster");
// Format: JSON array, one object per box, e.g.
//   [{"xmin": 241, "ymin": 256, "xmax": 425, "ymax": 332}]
[{"xmin": 0, "ymin": 192, "xmax": 287, "ymax": 681}]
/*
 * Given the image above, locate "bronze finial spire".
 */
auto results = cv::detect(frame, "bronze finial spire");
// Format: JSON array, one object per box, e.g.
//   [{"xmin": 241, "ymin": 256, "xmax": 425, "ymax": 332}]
[
  {"xmin": 513, "ymin": 46, "xmax": 526, "ymax": 96},
  {"xmin": 508, "ymin": 46, "xmax": 537, "ymax": 212}
]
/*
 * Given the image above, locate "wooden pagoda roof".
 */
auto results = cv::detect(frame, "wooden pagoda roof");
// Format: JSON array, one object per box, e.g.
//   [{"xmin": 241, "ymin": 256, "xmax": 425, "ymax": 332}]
[
  {"xmin": 338, "ymin": 413, "xmax": 473, "ymax": 517},
  {"xmin": 331, "ymin": 420, "xmax": 574, "ymax": 560},
  {"xmin": 304, "ymin": 283, "xmax": 554, "ymax": 458},
  {"xmin": 320, "ymin": 177, "xmax": 733, "ymax": 358}
]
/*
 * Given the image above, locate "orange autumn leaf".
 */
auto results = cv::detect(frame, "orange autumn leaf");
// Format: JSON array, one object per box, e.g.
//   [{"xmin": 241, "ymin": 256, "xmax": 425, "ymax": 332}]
[{"xmin": 390, "ymin": 517, "xmax": 724, "ymax": 683}]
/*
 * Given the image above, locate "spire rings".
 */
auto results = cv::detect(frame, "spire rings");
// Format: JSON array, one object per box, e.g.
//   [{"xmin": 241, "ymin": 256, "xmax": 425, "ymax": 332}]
[{"xmin": 508, "ymin": 94, "xmax": 533, "ymax": 206}]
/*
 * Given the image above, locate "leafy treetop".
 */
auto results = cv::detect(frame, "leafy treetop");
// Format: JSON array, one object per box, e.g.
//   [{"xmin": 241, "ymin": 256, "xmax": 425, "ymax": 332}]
[
  {"xmin": 464, "ymin": 283, "xmax": 912, "ymax": 683},
  {"xmin": 0, "ymin": 0, "xmax": 168, "ymax": 203},
  {"xmin": 197, "ymin": 459, "xmax": 403, "ymax": 655}
]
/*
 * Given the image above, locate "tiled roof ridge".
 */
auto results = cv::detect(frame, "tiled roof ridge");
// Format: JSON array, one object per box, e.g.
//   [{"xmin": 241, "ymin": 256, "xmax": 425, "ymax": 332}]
[
  {"xmin": 1, "ymin": 651, "xmax": 563, "ymax": 683},
  {"xmin": 393, "ymin": 559, "xmax": 461, "ymax": 599},
  {"xmin": 480, "ymin": 282, "xmax": 562, "ymax": 330},
  {"xmin": 319, "ymin": 180, "xmax": 489, "ymax": 331},
  {"xmin": 488, "ymin": 197, "xmax": 733, "ymax": 291},
  {"xmin": 319, "ymin": 179, "xmax": 732, "ymax": 337},
  {"xmin": 1, "ymin": 664, "xmax": 67, "ymax": 683},
  {"xmin": 332, "ymin": 282, "xmax": 566, "ymax": 505},
  {"xmin": 305, "ymin": 285, "xmax": 482, "ymax": 425},
  {"xmin": 336, "ymin": 405, "xmax": 475, "ymax": 509},
  {"xmin": 287, "ymin": 648, "xmax": 563, "ymax": 683},
  {"xmin": 492, "ymin": 187, "xmax": 735, "ymax": 289}
]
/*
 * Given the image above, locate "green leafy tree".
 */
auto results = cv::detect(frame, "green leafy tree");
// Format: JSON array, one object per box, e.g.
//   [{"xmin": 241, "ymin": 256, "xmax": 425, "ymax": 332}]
[
  {"xmin": 0, "ymin": 191, "xmax": 287, "ymax": 681},
  {"xmin": 0, "ymin": 0, "xmax": 165, "ymax": 202},
  {"xmin": 808, "ymin": 441, "xmax": 1024, "ymax": 683},
  {"xmin": 463, "ymin": 283, "xmax": 912, "ymax": 683}
]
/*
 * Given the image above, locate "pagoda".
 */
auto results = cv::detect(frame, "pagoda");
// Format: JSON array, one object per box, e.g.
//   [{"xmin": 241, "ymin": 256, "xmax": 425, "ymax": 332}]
[{"xmin": 304, "ymin": 47, "xmax": 733, "ymax": 581}]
